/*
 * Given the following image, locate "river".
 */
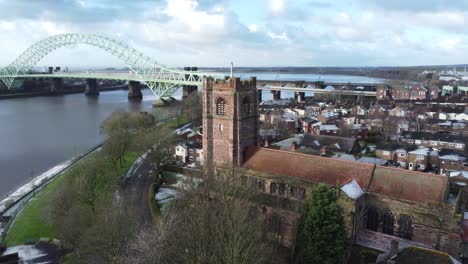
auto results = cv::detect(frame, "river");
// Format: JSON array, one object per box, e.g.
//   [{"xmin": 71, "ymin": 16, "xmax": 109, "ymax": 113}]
[
  {"xmin": 0, "ymin": 73, "xmax": 381, "ymax": 198},
  {"xmin": 0, "ymin": 89, "xmax": 164, "ymax": 198}
]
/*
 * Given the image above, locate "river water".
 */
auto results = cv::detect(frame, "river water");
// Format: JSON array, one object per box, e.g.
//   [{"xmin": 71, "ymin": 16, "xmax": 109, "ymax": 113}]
[
  {"xmin": 0, "ymin": 89, "xmax": 162, "ymax": 198},
  {"xmin": 0, "ymin": 73, "xmax": 381, "ymax": 198}
]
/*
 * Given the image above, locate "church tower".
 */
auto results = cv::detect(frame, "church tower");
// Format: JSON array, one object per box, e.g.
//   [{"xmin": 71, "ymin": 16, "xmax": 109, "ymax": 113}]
[{"xmin": 202, "ymin": 77, "xmax": 258, "ymax": 168}]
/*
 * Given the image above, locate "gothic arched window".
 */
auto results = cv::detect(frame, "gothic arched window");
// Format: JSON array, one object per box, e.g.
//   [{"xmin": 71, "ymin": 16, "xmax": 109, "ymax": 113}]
[
  {"xmin": 398, "ymin": 214, "xmax": 413, "ymax": 240},
  {"xmin": 366, "ymin": 206, "xmax": 379, "ymax": 231},
  {"xmin": 242, "ymin": 96, "xmax": 250, "ymax": 115},
  {"xmin": 216, "ymin": 97, "xmax": 226, "ymax": 115},
  {"xmin": 381, "ymin": 209, "xmax": 395, "ymax": 235}
]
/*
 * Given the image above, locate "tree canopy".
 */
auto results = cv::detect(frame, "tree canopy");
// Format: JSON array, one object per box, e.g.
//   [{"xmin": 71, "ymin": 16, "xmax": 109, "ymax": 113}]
[{"xmin": 296, "ymin": 185, "xmax": 350, "ymax": 264}]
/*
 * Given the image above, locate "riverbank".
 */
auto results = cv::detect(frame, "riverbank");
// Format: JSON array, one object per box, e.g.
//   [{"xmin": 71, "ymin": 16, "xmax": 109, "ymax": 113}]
[
  {"xmin": 2, "ymin": 113, "xmax": 189, "ymax": 249},
  {"xmin": 0, "ymin": 143, "xmax": 102, "ymax": 247},
  {"xmin": 4, "ymin": 150, "xmax": 140, "ymax": 247}
]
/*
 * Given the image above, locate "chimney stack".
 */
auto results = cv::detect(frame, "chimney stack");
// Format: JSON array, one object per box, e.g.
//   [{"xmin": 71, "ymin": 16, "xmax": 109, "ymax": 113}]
[
  {"xmin": 389, "ymin": 240, "xmax": 399, "ymax": 258},
  {"xmin": 291, "ymin": 142, "xmax": 298, "ymax": 151}
]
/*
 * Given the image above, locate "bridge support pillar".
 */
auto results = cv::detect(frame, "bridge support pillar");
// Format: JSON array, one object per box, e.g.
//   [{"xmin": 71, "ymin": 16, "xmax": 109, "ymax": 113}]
[
  {"xmin": 128, "ymin": 81, "xmax": 143, "ymax": 100},
  {"xmin": 85, "ymin": 79, "xmax": 99, "ymax": 96},
  {"xmin": 258, "ymin": 90, "xmax": 263, "ymax": 102},
  {"xmin": 271, "ymin": 90, "xmax": 281, "ymax": 100},
  {"xmin": 183, "ymin": 86, "xmax": 198, "ymax": 98},
  {"xmin": 183, "ymin": 66, "xmax": 198, "ymax": 98},
  {"xmin": 50, "ymin": 78, "xmax": 64, "ymax": 92},
  {"xmin": 295, "ymin": 92, "xmax": 305, "ymax": 103}
]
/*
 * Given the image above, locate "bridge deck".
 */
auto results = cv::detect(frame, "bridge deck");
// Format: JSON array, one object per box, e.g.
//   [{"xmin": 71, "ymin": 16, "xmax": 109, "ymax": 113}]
[{"xmin": 0, "ymin": 73, "xmax": 377, "ymax": 96}]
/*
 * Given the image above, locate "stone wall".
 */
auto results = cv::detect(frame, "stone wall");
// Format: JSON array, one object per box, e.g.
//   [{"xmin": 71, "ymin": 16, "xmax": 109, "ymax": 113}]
[{"xmin": 363, "ymin": 193, "xmax": 461, "ymax": 258}]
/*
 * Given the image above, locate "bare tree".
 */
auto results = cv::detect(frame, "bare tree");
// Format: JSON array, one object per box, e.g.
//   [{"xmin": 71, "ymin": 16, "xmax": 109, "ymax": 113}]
[
  {"xmin": 101, "ymin": 111, "xmax": 132, "ymax": 168},
  {"xmin": 117, "ymin": 214, "xmax": 180, "ymax": 264},
  {"xmin": 381, "ymin": 116, "xmax": 402, "ymax": 143},
  {"xmin": 80, "ymin": 205, "xmax": 142, "ymax": 264},
  {"xmin": 74, "ymin": 157, "xmax": 110, "ymax": 214},
  {"xmin": 102, "ymin": 111, "xmax": 157, "ymax": 169},
  {"xmin": 133, "ymin": 122, "xmax": 176, "ymax": 174},
  {"xmin": 168, "ymin": 166, "xmax": 275, "ymax": 264},
  {"xmin": 118, "ymin": 166, "xmax": 278, "ymax": 264},
  {"xmin": 183, "ymin": 92, "xmax": 202, "ymax": 125}
]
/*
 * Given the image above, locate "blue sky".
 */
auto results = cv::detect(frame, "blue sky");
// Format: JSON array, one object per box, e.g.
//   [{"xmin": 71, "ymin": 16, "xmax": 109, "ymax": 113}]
[{"xmin": 0, "ymin": 0, "xmax": 466, "ymax": 67}]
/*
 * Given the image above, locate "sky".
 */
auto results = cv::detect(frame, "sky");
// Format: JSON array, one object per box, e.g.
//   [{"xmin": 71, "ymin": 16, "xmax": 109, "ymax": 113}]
[{"xmin": 0, "ymin": 0, "xmax": 467, "ymax": 68}]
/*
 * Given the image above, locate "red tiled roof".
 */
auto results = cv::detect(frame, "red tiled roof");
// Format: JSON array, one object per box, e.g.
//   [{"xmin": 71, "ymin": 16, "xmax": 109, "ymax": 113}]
[
  {"xmin": 370, "ymin": 167, "xmax": 446, "ymax": 203},
  {"xmin": 243, "ymin": 147, "xmax": 447, "ymax": 203},
  {"xmin": 243, "ymin": 147, "xmax": 373, "ymax": 188}
]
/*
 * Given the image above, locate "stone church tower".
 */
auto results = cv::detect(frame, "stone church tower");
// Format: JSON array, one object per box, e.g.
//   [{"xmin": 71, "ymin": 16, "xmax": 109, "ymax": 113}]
[{"xmin": 202, "ymin": 77, "xmax": 258, "ymax": 167}]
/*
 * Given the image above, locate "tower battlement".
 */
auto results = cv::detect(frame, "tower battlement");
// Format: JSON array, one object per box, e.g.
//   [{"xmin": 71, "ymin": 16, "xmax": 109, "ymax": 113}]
[{"xmin": 204, "ymin": 76, "xmax": 257, "ymax": 91}]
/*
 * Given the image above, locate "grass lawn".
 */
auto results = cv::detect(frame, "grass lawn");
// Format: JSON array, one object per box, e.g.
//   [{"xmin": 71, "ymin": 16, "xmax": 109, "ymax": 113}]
[
  {"xmin": 166, "ymin": 115, "xmax": 188, "ymax": 129},
  {"xmin": 6, "ymin": 151, "xmax": 140, "ymax": 246},
  {"xmin": 5, "ymin": 175, "xmax": 65, "ymax": 246}
]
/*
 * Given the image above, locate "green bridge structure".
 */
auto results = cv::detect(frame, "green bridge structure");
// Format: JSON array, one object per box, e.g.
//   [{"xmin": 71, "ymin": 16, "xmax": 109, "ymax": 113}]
[
  {"xmin": 0, "ymin": 33, "xmax": 224, "ymax": 98},
  {"xmin": 0, "ymin": 33, "xmax": 377, "ymax": 101}
]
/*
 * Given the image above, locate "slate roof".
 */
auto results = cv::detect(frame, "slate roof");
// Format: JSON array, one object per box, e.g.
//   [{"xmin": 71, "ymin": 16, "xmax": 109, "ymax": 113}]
[
  {"xmin": 400, "ymin": 131, "xmax": 466, "ymax": 143},
  {"xmin": 300, "ymin": 134, "xmax": 357, "ymax": 153}
]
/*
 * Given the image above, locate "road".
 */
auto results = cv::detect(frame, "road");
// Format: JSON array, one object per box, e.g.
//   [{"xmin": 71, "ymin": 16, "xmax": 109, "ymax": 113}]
[{"xmin": 119, "ymin": 154, "xmax": 154, "ymax": 225}]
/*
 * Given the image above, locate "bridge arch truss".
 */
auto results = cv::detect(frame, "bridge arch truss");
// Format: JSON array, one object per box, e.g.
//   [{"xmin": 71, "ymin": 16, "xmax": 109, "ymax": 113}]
[{"xmin": 0, "ymin": 34, "xmax": 222, "ymax": 97}]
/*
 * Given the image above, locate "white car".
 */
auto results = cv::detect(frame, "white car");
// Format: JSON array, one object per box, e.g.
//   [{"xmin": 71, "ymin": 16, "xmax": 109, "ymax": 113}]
[{"xmin": 187, "ymin": 163, "xmax": 197, "ymax": 168}]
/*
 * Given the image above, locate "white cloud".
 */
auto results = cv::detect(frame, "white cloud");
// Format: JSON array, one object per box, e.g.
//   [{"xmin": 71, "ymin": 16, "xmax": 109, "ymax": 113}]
[
  {"xmin": 164, "ymin": 0, "xmax": 224, "ymax": 32},
  {"xmin": 269, "ymin": 0, "xmax": 286, "ymax": 15},
  {"xmin": 268, "ymin": 31, "xmax": 288, "ymax": 41},
  {"xmin": 248, "ymin": 24, "xmax": 258, "ymax": 32},
  {"xmin": 0, "ymin": 21, "xmax": 15, "ymax": 31}
]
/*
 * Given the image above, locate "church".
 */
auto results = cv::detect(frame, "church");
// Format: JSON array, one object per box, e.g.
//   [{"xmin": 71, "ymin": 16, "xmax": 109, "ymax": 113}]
[{"xmin": 202, "ymin": 76, "xmax": 463, "ymax": 260}]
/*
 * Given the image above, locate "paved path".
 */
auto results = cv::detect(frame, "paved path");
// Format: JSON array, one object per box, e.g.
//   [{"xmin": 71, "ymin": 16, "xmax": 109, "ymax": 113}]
[{"xmin": 120, "ymin": 154, "xmax": 154, "ymax": 225}]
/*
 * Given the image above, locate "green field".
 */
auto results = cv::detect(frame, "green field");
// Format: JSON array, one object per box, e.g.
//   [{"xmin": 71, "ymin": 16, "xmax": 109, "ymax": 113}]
[
  {"xmin": 166, "ymin": 115, "xmax": 188, "ymax": 129},
  {"xmin": 6, "ymin": 151, "xmax": 140, "ymax": 246}
]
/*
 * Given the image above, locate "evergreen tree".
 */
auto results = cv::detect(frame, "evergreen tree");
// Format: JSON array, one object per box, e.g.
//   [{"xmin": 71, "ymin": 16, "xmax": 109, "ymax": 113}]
[{"xmin": 296, "ymin": 184, "xmax": 350, "ymax": 264}]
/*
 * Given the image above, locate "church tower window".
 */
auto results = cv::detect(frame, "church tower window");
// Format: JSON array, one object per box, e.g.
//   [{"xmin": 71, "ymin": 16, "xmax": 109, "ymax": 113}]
[
  {"xmin": 216, "ymin": 97, "xmax": 226, "ymax": 115},
  {"xmin": 242, "ymin": 96, "xmax": 250, "ymax": 115}
]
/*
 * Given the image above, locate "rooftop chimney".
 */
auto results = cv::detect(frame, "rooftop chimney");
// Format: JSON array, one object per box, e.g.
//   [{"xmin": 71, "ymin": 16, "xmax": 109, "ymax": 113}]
[
  {"xmin": 389, "ymin": 240, "xmax": 399, "ymax": 258},
  {"xmin": 291, "ymin": 142, "xmax": 298, "ymax": 151}
]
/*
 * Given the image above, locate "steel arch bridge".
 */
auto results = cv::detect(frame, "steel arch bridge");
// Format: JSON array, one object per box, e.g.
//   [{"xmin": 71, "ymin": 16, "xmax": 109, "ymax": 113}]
[{"xmin": 0, "ymin": 33, "xmax": 224, "ymax": 97}]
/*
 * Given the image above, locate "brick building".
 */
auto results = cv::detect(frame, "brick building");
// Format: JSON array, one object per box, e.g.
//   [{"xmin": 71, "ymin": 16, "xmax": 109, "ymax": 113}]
[
  {"xmin": 202, "ymin": 77, "xmax": 258, "ymax": 167},
  {"xmin": 393, "ymin": 84, "xmax": 428, "ymax": 100}
]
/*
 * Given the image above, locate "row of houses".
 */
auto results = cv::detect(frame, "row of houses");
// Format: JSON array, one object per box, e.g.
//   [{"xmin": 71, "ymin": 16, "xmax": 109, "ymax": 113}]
[
  {"xmin": 399, "ymin": 131, "xmax": 466, "ymax": 151},
  {"xmin": 377, "ymin": 83, "xmax": 468, "ymax": 101},
  {"xmin": 174, "ymin": 127, "xmax": 204, "ymax": 166},
  {"xmin": 375, "ymin": 145, "xmax": 467, "ymax": 174}
]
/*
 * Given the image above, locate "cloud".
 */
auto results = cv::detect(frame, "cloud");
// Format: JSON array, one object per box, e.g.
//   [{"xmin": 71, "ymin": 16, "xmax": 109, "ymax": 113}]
[
  {"xmin": 356, "ymin": 0, "xmax": 468, "ymax": 12},
  {"xmin": 248, "ymin": 24, "xmax": 258, "ymax": 32},
  {"xmin": 0, "ymin": 0, "xmax": 468, "ymax": 67},
  {"xmin": 268, "ymin": 0, "xmax": 287, "ymax": 16}
]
